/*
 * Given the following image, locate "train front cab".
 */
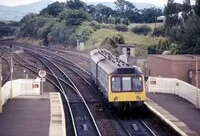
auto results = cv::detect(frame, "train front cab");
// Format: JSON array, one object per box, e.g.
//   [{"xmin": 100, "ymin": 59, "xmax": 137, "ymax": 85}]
[{"xmin": 108, "ymin": 74, "xmax": 146, "ymax": 107}]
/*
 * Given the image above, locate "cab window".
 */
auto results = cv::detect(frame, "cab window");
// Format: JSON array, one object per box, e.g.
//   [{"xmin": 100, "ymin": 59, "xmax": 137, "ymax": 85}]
[
  {"xmin": 132, "ymin": 76, "xmax": 142, "ymax": 92},
  {"xmin": 112, "ymin": 77, "xmax": 121, "ymax": 92},
  {"xmin": 122, "ymin": 77, "xmax": 131, "ymax": 91}
]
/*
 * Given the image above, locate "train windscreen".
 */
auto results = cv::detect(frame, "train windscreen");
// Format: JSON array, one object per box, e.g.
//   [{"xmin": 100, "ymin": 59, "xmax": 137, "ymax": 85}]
[
  {"xmin": 111, "ymin": 75, "xmax": 143, "ymax": 92},
  {"xmin": 122, "ymin": 77, "xmax": 131, "ymax": 91},
  {"xmin": 132, "ymin": 76, "xmax": 142, "ymax": 92},
  {"xmin": 111, "ymin": 77, "xmax": 121, "ymax": 92}
]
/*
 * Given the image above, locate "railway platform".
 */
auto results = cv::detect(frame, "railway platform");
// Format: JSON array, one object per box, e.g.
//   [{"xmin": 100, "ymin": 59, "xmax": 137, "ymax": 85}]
[
  {"xmin": 145, "ymin": 93, "xmax": 200, "ymax": 136},
  {"xmin": 0, "ymin": 92, "xmax": 66, "ymax": 136}
]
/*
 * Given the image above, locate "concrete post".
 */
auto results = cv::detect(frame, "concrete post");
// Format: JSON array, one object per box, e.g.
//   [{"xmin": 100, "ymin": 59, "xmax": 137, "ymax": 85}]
[
  {"xmin": 0, "ymin": 57, "xmax": 2, "ymax": 112},
  {"xmin": 10, "ymin": 54, "xmax": 13, "ymax": 99},
  {"xmin": 196, "ymin": 58, "xmax": 199, "ymax": 108}
]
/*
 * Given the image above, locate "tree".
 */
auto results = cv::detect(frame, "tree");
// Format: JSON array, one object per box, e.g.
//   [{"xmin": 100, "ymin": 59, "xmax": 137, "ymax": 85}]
[
  {"xmin": 39, "ymin": 2, "xmax": 65, "ymax": 17},
  {"xmin": 114, "ymin": 0, "xmax": 135, "ymax": 18},
  {"xmin": 178, "ymin": 15, "xmax": 200, "ymax": 54},
  {"xmin": 164, "ymin": 0, "xmax": 182, "ymax": 39},
  {"xmin": 141, "ymin": 8, "xmax": 162, "ymax": 23},
  {"xmin": 95, "ymin": 4, "xmax": 113, "ymax": 18},
  {"xmin": 182, "ymin": 0, "xmax": 192, "ymax": 21},
  {"xmin": 114, "ymin": 0, "xmax": 139, "ymax": 23},
  {"xmin": 17, "ymin": 13, "xmax": 37, "ymax": 37},
  {"xmin": 76, "ymin": 22, "xmax": 94, "ymax": 41},
  {"xmin": 195, "ymin": 0, "xmax": 200, "ymax": 16},
  {"xmin": 48, "ymin": 20, "xmax": 77, "ymax": 45},
  {"xmin": 0, "ymin": 26, "xmax": 14, "ymax": 37},
  {"xmin": 86, "ymin": 4, "xmax": 96, "ymax": 19},
  {"xmin": 65, "ymin": 0, "xmax": 86, "ymax": 10},
  {"xmin": 94, "ymin": 4, "xmax": 114, "ymax": 23},
  {"xmin": 59, "ymin": 9, "xmax": 89, "ymax": 26}
]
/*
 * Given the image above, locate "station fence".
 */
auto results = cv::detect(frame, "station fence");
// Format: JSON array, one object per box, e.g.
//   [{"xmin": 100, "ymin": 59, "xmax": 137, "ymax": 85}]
[
  {"xmin": 146, "ymin": 77, "xmax": 200, "ymax": 107},
  {"xmin": 1, "ymin": 78, "xmax": 40, "ymax": 106}
]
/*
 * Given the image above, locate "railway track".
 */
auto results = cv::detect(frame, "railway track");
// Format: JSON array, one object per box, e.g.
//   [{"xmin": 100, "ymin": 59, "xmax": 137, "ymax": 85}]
[
  {"xmin": 23, "ymin": 50, "xmax": 102, "ymax": 136},
  {"xmin": 9, "ymin": 48, "xmax": 100, "ymax": 136},
  {"xmin": 24, "ymin": 47, "xmax": 158, "ymax": 136},
  {"xmin": 2, "ymin": 57, "xmax": 11, "ymax": 85},
  {"xmin": 0, "ymin": 46, "xmax": 11, "ymax": 85},
  {"xmin": 3, "ymin": 43, "xmax": 164, "ymax": 136},
  {"xmin": 117, "ymin": 118, "xmax": 157, "ymax": 136}
]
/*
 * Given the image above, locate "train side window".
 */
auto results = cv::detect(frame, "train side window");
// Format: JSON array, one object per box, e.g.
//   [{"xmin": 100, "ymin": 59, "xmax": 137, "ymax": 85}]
[
  {"xmin": 122, "ymin": 77, "xmax": 131, "ymax": 91},
  {"xmin": 132, "ymin": 76, "xmax": 142, "ymax": 92},
  {"xmin": 112, "ymin": 77, "xmax": 121, "ymax": 92}
]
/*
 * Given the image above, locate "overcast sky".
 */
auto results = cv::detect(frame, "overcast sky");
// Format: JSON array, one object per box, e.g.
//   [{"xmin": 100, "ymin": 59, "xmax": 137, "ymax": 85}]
[{"xmin": 0, "ymin": 0, "xmax": 196, "ymax": 7}]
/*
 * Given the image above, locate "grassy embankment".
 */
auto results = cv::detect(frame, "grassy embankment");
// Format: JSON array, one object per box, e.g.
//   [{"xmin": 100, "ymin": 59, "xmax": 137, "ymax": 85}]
[{"xmin": 84, "ymin": 23, "xmax": 163, "ymax": 57}]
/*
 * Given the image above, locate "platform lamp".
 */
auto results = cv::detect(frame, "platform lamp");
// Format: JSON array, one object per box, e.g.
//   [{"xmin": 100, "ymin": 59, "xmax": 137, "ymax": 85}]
[
  {"xmin": 10, "ymin": 45, "xmax": 13, "ymax": 99},
  {"xmin": 195, "ymin": 57, "xmax": 199, "ymax": 108}
]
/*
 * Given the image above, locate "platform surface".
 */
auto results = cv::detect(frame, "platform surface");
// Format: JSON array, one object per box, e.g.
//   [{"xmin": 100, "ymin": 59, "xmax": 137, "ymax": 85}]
[
  {"xmin": 0, "ymin": 95, "xmax": 50, "ymax": 136},
  {"xmin": 147, "ymin": 92, "xmax": 200, "ymax": 135}
]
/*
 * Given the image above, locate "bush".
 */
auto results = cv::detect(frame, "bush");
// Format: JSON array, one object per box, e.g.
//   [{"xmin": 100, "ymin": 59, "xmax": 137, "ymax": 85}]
[
  {"xmin": 131, "ymin": 25, "xmax": 152, "ymax": 35},
  {"xmin": 122, "ymin": 18, "xmax": 129, "ymax": 25},
  {"xmin": 147, "ymin": 44, "xmax": 158, "ymax": 54},
  {"xmin": 101, "ymin": 34, "xmax": 125, "ymax": 48},
  {"xmin": 89, "ymin": 21, "xmax": 100, "ymax": 31},
  {"xmin": 48, "ymin": 20, "xmax": 78, "ymax": 45},
  {"xmin": 115, "ymin": 24, "xmax": 128, "ymax": 32},
  {"xmin": 108, "ymin": 17, "xmax": 115, "ymax": 24},
  {"xmin": 76, "ymin": 25, "xmax": 94, "ymax": 41},
  {"xmin": 151, "ymin": 26, "xmax": 165, "ymax": 37},
  {"xmin": 157, "ymin": 37, "xmax": 170, "ymax": 51},
  {"xmin": 147, "ymin": 38, "xmax": 170, "ymax": 54},
  {"xmin": 101, "ymin": 24, "xmax": 115, "ymax": 29}
]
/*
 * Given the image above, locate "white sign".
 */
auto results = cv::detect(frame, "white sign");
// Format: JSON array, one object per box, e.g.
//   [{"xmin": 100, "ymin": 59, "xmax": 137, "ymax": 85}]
[
  {"xmin": 38, "ymin": 70, "xmax": 47, "ymax": 78},
  {"xmin": 40, "ymin": 78, "xmax": 46, "ymax": 82}
]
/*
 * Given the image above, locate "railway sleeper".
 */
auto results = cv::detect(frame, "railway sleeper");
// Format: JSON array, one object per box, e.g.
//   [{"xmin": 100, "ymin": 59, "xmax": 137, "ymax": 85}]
[
  {"xmin": 151, "ymin": 111, "xmax": 181, "ymax": 136},
  {"xmin": 82, "ymin": 124, "xmax": 88, "ymax": 131},
  {"xmin": 132, "ymin": 124, "xmax": 139, "ymax": 132}
]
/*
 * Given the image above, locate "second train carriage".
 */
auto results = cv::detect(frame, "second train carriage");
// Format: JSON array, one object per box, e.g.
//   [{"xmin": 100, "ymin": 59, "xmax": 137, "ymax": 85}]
[{"xmin": 90, "ymin": 49, "xmax": 146, "ymax": 110}]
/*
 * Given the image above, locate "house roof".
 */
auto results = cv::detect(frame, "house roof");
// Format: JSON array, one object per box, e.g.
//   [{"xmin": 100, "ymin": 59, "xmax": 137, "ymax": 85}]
[{"xmin": 149, "ymin": 55, "xmax": 200, "ymax": 61}]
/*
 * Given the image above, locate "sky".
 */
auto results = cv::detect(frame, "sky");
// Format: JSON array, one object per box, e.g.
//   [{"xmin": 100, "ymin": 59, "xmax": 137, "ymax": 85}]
[{"xmin": 0, "ymin": 0, "xmax": 196, "ymax": 7}]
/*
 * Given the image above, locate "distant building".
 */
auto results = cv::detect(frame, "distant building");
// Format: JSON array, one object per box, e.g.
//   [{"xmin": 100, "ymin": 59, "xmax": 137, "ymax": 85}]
[
  {"xmin": 157, "ymin": 12, "xmax": 184, "ymax": 23},
  {"xmin": 118, "ymin": 44, "xmax": 136, "ymax": 57},
  {"xmin": 147, "ymin": 55, "xmax": 200, "ymax": 87},
  {"xmin": 118, "ymin": 44, "xmax": 136, "ymax": 65}
]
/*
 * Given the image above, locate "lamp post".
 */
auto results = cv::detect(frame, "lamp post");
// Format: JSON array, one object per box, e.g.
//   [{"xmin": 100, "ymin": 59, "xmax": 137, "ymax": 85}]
[
  {"xmin": 10, "ymin": 53, "xmax": 13, "ymax": 99},
  {"xmin": 196, "ymin": 57, "xmax": 199, "ymax": 108}
]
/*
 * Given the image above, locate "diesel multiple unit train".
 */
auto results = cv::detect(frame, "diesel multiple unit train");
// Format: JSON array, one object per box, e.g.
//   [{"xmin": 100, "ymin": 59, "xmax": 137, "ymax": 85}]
[{"xmin": 90, "ymin": 49, "xmax": 146, "ymax": 110}]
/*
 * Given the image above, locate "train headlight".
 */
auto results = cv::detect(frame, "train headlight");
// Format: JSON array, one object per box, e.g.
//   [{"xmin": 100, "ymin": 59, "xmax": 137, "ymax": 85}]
[
  {"xmin": 136, "ymin": 96, "xmax": 141, "ymax": 101},
  {"xmin": 114, "ymin": 96, "xmax": 118, "ymax": 102}
]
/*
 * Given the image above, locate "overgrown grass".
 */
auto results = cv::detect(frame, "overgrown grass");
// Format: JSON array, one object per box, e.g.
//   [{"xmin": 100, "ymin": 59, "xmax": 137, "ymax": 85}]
[
  {"xmin": 129, "ymin": 23, "xmax": 163, "ymax": 29},
  {"xmin": 84, "ymin": 28, "xmax": 162, "ymax": 57},
  {"xmin": 85, "ymin": 29, "xmax": 160, "ymax": 48}
]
